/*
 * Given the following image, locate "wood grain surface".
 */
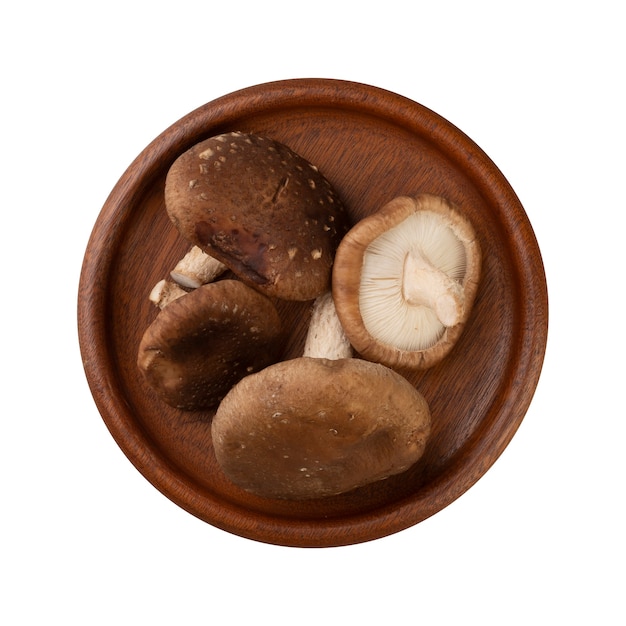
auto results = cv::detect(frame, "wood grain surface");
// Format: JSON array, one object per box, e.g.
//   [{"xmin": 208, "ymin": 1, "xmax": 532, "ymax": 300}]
[{"xmin": 78, "ymin": 78, "xmax": 548, "ymax": 547}]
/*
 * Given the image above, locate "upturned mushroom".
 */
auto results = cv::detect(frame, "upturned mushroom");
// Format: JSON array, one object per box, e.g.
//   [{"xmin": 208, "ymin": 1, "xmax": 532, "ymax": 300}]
[
  {"xmin": 332, "ymin": 194, "xmax": 481, "ymax": 370},
  {"xmin": 164, "ymin": 131, "xmax": 350, "ymax": 301},
  {"xmin": 211, "ymin": 292, "xmax": 431, "ymax": 500},
  {"xmin": 137, "ymin": 279, "xmax": 283, "ymax": 410}
]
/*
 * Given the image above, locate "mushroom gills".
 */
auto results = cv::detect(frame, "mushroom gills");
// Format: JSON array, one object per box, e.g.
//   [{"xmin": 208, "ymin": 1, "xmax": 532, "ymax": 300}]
[{"xmin": 359, "ymin": 210, "xmax": 467, "ymax": 351}]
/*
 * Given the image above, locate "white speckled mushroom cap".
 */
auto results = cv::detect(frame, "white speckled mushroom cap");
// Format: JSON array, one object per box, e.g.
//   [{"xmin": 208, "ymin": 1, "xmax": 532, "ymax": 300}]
[{"xmin": 164, "ymin": 132, "xmax": 350, "ymax": 301}]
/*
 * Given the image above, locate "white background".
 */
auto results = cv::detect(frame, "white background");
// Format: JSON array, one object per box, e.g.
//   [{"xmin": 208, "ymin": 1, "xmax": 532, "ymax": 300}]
[{"xmin": 2, "ymin": 1, "xmax": 624, "ymax": 624}]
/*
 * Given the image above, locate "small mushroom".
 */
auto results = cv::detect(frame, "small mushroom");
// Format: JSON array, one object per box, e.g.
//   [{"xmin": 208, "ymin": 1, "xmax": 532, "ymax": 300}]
[
  {"xmin": 137, "ymin": 279, "xmax": 283, "ymax": 410},
  {"xmin": 164, "ymin": 131, "xmax": 350, "ymax": 301},
  {"xmin": 332, "ymin": 194, "xmax": 481, "ymax": 370},
  {"xmin": 211, "ymin": 293, "xmax": 431, "ymax": 500},
  {"xmin": 170, "ymin": 245, "xmax": 227, "ymax": 289}
]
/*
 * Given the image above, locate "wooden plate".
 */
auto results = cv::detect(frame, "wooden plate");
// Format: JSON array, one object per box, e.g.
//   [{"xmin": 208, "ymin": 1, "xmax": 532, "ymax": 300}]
[{"xmin": 78, "ymin": 79, "xmax": 548, "ymax": 547}]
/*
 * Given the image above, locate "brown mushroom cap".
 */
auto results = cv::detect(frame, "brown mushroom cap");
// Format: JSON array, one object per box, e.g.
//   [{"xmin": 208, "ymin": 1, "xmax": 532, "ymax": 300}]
[
  {"xmin": 164, "ymin": 131, "xmax": 350, "ymax": 301},
  {"xmin": 332, "ymin": 194, "xmax": 481, "ymax": 370},
  {"xmin": 211, "ymin": 357, "xmax": 431, "ymax": 500},
  {"xmin": 137, "ymin": 279, "xmax": 283, "ymax": 410}
]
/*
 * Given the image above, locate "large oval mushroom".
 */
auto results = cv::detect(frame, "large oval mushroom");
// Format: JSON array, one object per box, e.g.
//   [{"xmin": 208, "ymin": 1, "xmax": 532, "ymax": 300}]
[
  {"xmin": 165, "ymin": 131, "xmax": 350, "ymax": 301},
  {"xmin": 137, "ymin": 279, "xmax": 283, "ymax": 410},
  {"xmin": 332, "ymin": 194, "xmax": 481, "ymax": 370},
  {"xmin": 212, "ymin": 358, "xmax": 430, "ymax": 500},
  {"xmin": 211, "ymin": 292, "xmax": 431, "ymax": 500}
]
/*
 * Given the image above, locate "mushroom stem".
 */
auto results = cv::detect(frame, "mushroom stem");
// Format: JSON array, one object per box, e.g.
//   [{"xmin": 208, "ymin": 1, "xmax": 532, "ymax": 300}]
[
  {"xmin": 303, "ymin": 291, "xmax": 353, "ymax": 360},
  {"xmin": 149, "ymin": 279, "xmax": 187, "ymax": 309},
  {"xmin": 402, "ymin": 250, "xmax": 464, "ymax": 327},
  {"xmin": 170, "ymin": 245, "xmax": 227, "ymax": 289}
]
